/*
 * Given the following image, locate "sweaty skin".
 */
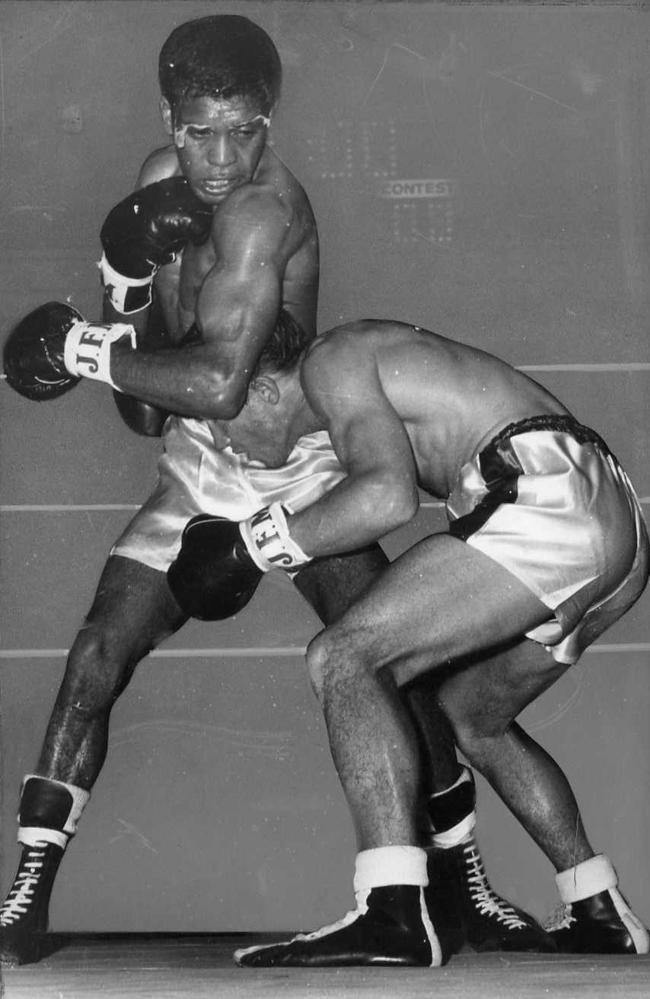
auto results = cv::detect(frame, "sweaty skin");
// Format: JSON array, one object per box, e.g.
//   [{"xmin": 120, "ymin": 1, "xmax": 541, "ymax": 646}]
[
  {"xmin": 5, "ymin": 22, "xmax": 531, "ymax": 973},
  {"xmin": 218, "ymin": 319, "xmax": 570, "ymax": 554},
  {"xmin": 215, "ymin": 319, "xmax": 645, "ymax": 885},
  {"xmin": 104, "ymin": 94, "xmax": 319, "ymax": 420},
  {"xmin": 33, "ymin": 94, "xmax": 326, "ymax": 790}
]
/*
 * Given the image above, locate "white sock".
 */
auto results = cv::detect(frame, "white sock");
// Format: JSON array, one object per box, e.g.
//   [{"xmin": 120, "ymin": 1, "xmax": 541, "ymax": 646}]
[
  {"xmin": 555, "ymin": 854, "xmax": 617, "ymax": 904},
  {"xmin": 353, "ymin": 845, "xmax": 428, "ymax": 901}
]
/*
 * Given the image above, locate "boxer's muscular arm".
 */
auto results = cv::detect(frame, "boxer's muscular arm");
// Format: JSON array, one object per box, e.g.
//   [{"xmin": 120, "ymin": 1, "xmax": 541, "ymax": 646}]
[
  {"xmin": 109, "ymin": 186, "xmax": 291, "ymax": 420},
  {"xmin": 286, "ymin": 337, "xmax": 420, "ymax": 555}
]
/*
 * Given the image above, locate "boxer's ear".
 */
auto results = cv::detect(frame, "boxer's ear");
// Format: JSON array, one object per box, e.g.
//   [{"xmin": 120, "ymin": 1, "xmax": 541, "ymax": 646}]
[
  {"xmin": 160, "ymin": 98, "xmax": 173, "ymax": 136},
  {"xmin": 250, "ymin": 375, "xmax": 279, "ymax": 405}
]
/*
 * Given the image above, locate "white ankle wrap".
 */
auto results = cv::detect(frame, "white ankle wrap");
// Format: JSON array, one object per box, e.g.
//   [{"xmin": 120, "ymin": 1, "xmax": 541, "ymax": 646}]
[
  {"xmin": 430, "ymin": 767, "xmax": 477, "ymax": 848},
  {"xmin": 18, "ymin": 775, "xmax": 90, "ymax": 849},
  {"xmin": 555, "ymin": 854, "xmax": 617, "ymax": 904},
  {"xmin": 353, "ymin": 846, "xmax": 428, "ymax": 899},
  {"xmin": 437, "ymin": 767, "xmax": 472, "ymax": 795},
  {"xmin": 431, "ymin": 810, "xmax": 476, "ymax": 848}
]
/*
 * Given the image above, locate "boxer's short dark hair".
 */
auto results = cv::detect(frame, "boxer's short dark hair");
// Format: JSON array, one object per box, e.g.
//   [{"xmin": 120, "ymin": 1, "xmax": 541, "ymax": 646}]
[{"xmin": 159, "ymin": 15, "xmax": 281, "ymax": 114}]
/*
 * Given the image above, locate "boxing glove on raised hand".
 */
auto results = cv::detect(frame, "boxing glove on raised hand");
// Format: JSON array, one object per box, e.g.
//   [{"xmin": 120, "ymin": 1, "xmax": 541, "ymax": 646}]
[
  {"xmin": 167, "ymin": 505, "xmax": 312, "ymax": 621},
  {"xmin": 99, "ymin": 178, "xmax": 213, "ymax": 314},
  {"xmin": 4, "ymin": 302, "xmax": 135, "ymax": 401}
]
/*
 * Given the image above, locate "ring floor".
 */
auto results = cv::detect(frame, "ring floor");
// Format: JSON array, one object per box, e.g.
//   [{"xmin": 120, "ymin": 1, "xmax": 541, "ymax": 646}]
[{"xmin": 1, "ymin": 934, "xmax": 649, "ymax": 999}]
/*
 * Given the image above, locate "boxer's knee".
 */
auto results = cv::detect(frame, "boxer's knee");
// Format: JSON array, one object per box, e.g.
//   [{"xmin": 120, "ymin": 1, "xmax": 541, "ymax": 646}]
[
  {"xmin": 306, "ymin": 623, "xmax": 374, "ymax": 702},
  {"xmin": 61, "ymin": 620, "xmax": 139, "ymax": 715},
  {"xmin": 450, "ymin": 711, "xmax": 512, "ymax": 771},
  {"xmin": 306, "ymin": 629, "xmax": 335, "ymax": 701}
]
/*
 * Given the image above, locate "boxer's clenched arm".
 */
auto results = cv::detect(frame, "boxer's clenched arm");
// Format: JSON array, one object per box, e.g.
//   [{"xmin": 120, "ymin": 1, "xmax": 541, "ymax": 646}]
[
  {"xmin": 286, "ymin": 335, "xmax": 420, "ymax": 556},
  {"xmin": 108, "ymin": 186, "xmax": 294, "ymax": 420}
]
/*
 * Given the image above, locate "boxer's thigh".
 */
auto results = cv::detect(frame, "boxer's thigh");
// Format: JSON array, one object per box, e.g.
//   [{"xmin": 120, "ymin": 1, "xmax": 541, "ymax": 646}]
[
  {"xmin": 293, "ymin": 545, "xmax": 389, "ymax": 626},
  {"xmin": 319, "ymin": 534, "xmax": 552, "ymax": 683},
  {"xmin": 80, "ymin": 554, "xmax": 187, "ymax": 663}
]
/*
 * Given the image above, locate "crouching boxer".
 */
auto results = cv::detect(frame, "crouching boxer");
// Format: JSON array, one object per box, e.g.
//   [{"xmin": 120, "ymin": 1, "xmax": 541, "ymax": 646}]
[
  {"xmin": 1, "ymin": 14, "xmax": 547, "ymax": 966},
  {"xmin": 166, "ymin": 317, "xmax": 649, "ymax": 966}
]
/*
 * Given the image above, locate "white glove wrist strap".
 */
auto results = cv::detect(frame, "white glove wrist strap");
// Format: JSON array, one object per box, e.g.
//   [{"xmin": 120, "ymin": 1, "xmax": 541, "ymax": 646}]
[
  {"xmin": 240, "ymin": 503, "xmax": 311, "ymax": 572},
  {"xmin": 98, "ymin": 253, "xmax": 155, "ymax": 314},
  {"xmin": 63, "ymin": 321, "xmax": 136, "ymax": 389}
]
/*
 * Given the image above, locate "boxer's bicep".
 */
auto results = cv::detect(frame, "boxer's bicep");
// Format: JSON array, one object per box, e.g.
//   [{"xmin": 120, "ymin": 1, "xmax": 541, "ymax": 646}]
[{"xmin": 193, "ymin": 190, "xmax": 290, "ymax": 415}]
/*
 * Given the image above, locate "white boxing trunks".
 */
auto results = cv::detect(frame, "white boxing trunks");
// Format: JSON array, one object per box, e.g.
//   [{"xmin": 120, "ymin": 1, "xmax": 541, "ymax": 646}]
[
  {"xmin": 446, "ymin": 415, "xmax": 649, "ymax": 664},
  {"xmin": 111, "ymin": 415, "xmax": 345, "ymax": 573}
]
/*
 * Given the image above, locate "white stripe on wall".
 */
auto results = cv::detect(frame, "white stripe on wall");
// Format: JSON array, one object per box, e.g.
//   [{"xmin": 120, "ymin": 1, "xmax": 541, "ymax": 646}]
[
  {"xmin": 2, "ymin": 498, "xmax": 650, "ymax": 512},
  {"xmin": 518, "ymin": 363, "xmax": 650, "ymax": 372},
  {"xmin": 1, "ymin": 644, "xmax": 648, "ymax": 660},
  {"xmin": 1, "ymin": 504, "xmax": 143, "ymax": 512}
]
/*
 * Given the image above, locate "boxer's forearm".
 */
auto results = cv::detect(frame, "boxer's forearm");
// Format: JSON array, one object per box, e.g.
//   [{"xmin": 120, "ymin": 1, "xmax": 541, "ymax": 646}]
[{"xmin": 287, "ymin": 472, "xmax": 419, "ymax": 557}]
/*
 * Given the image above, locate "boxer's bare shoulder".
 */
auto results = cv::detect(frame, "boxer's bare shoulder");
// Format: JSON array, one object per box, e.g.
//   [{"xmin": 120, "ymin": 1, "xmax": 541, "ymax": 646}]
[{"xmin": 136, "ymin": 144, "xmax": 182, "ymax": 188}]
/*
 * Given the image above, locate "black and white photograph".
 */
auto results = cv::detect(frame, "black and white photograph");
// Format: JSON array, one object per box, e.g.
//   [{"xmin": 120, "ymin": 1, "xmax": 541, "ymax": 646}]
[{"xmin": 1, "ymin": 2, "xmax": 648, "ymax": 996}]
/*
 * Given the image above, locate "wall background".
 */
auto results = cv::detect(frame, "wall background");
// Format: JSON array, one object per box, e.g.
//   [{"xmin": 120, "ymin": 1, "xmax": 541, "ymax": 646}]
[{"xmin": 1, "ymin": 0, "xmax": 649, "ymax": 933}]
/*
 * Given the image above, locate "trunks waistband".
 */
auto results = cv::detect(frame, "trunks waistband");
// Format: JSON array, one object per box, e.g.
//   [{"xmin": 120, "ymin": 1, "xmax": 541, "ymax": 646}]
[
  {"xmin": 486, "ymin": 414, "xmax": 613, "ymax": 462},
  {"xmin": 450, "ymin": 415, "xmax": 614, "ymax": 543}
]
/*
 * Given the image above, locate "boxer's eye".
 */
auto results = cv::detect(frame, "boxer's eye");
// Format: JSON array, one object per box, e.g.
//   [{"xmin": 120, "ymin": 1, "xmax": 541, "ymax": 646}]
[{"xmin": 186, "ymin": 127, "xmax": 211, "ymax": 141}]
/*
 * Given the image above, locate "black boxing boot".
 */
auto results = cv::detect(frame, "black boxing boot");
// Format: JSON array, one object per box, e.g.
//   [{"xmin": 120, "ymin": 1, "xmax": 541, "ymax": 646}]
[
  {"xmin": 545, "ymin": 855, "xmax": 649, "ymax": 954},
  {"xmin": 235, "ymin": 846, "xmax": 446, "ymax": 968},
  {"xmin": 0, "ymin": 842, "xmax": 65, "ymax": 966},
  {"xmin": 425, "ymin": 768, "xmax": 555, "ymax": 953},
  {"xmin": 0, "ymin": 776, "xmax": 89, "ymax": 966}
]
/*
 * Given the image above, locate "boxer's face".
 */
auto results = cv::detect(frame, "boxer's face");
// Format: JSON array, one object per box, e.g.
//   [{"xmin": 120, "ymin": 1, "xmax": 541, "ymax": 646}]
[
  {"xmin": 216, "ymin": 375, "xmax": 294, "ymax": 467},
  {"xmin": 163, "ymin": 94, "xmax": 270, "ymax": 205}
]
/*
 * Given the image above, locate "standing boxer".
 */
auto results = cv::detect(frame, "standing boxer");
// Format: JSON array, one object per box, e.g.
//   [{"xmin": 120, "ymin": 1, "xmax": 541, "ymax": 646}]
[
  {"xmin": 1, "ymin": 16, "xmax": 546, "ymax": 966},
  {"xmin": 164, "ymin": 318, "xmax": 649, "ymax": 965}
]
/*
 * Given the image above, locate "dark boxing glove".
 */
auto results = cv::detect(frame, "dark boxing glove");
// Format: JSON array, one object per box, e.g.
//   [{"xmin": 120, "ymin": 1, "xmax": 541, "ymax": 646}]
[
  {"xmin": 112, "ymin": 392, "xmax": 169, "ymax": 437},
  {"xmin": 99, "ymin": 177, "xmax": 213, "ymax": 314},
  {"xmin": 168, "ymin": 504, "xmax": 312, "ymax": 621},
  {"xmin": 4, "ymin": 302, "xmax": 135, "ymax": 402},
  {"xmin": 167, "ymin": 515, "xmax": 264, "ymax": 621}
]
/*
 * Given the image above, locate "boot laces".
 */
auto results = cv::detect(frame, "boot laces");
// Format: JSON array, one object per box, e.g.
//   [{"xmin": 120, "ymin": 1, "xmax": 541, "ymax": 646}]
[
  {"xmin": 543, "ymin": 903, "xmax": 575, "ymax": 932},
  {"xmin": 0, "ymin": 849, "xmax": 47, "ymax": 926},
  {"xmin": 463, "ymin": 841, "xmax": 528, "ymax": 929}
]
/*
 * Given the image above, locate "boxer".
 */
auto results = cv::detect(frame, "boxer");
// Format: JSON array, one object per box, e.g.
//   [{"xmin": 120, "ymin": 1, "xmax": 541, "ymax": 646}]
[{"xmin": 165, "ymin": 317, "xmax": 649, "ymax": 965}]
